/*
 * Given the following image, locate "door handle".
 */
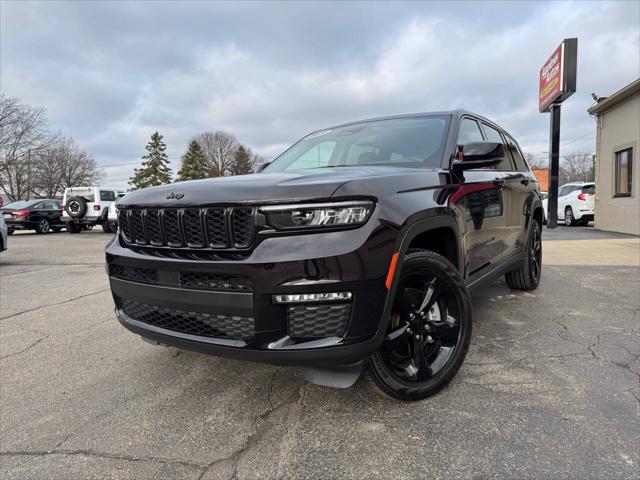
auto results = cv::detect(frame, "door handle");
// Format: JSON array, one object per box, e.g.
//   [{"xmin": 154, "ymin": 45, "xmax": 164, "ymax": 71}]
[{"xmin": 493, "ymin": 178, "xmax": 505, "ymax": 190}]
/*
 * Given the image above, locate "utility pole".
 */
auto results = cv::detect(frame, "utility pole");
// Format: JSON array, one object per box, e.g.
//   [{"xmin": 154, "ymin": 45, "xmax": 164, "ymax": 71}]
[{"xmin": 27, "ymin": 149, "xmax": 32, "ymax": 200}]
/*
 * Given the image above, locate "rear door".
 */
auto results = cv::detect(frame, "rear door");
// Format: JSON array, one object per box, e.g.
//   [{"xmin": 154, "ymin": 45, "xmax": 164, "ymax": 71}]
[
  {"xmin": 557, "ymin": 185, "xmax": 577, "ymax": 219},
  {"xmin": 498, "ymin": 131, "xmax": 537, "ymax": 258},
  {"xmin": 454, "ymin": 117, "xmax": 509, "ymax": 279},
  {"xmin": 98, "ymin": 189, "xmax": 116, "ymax": 217}
]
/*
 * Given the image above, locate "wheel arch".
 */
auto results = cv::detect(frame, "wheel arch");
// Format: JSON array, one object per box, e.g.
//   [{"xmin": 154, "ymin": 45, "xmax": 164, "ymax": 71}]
[{"xmin": 370, "ymin": 214, "xmax": 464, "ymax": 352}]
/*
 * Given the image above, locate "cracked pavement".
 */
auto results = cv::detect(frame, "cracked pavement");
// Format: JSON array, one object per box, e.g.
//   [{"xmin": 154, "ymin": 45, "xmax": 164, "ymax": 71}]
[{"xmin": 1, "ymin": 228, "xmax": 639, "ymax": 479}]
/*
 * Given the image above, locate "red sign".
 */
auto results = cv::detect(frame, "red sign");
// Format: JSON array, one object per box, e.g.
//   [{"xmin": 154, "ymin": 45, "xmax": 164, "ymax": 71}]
[{"xmin": 539, "ymin": 44, "xmax": 563, "ymax": 112}]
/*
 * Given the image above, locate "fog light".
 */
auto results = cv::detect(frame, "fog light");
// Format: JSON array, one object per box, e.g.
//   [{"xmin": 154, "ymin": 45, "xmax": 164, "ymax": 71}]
[{"xmin": 272, "ymin": 292, "xmax": 352, "ymax": 304}]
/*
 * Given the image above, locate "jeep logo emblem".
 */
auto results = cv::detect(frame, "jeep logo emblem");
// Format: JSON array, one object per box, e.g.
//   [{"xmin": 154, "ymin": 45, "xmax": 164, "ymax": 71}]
[{"xmin": 166, "ymin": 192, "xmax": 185, "ymax": 200}]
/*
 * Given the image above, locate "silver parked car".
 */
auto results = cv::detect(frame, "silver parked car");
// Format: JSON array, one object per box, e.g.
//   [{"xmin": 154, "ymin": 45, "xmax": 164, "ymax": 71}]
[{"xmin": 0, "ymin": 217, "xmax": 8, "ymax": 252}]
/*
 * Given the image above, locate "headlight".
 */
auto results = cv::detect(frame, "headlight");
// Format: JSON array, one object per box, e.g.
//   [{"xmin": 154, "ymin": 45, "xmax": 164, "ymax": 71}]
[{"xmin": 260, "ymin": 201, "xmax": 374, "ymax": 230}]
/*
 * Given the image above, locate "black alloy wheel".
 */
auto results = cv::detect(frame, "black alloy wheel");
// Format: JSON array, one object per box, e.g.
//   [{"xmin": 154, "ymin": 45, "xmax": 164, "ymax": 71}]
[
  {"xmin": 367, "ymin": 250, "xmax": 472, "ymax": 401},
  {"xmin": 505, "ymin": 220, "xmax": 542, "ymax": 291},
  {"xmin": 35, "ymin": 218, "xmax": 50, "ymax": 234}
]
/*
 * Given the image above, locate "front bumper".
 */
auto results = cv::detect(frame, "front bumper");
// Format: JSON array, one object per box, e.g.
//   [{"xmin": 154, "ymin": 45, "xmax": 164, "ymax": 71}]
[{"xmin": 106, "ymin": 221, "xmax": 398, "ymax": 367}]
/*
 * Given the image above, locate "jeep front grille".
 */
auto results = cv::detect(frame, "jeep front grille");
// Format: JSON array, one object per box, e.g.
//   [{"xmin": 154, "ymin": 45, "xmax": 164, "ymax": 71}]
[
  {"xmin": 120, "ymin": 298, "xmax": 255, "ymax": 341},
  {"xmin": 118, "ymin": 207, "xmax": 255, "ymax": 250}
]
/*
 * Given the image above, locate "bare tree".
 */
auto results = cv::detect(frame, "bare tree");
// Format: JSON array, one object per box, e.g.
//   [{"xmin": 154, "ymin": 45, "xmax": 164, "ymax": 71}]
[
  {"xmin": 561, "ymin": 151, "xmax": 594, "ymax": 183},
  {"xmin": 194, "ymin": 131, "xmax": 239, "ymax": 177},
  {"xmin": 32, "ymin": 137, "xmax": 102, "ymax": 197},
  {"xmin": 0, "ymin": 95, "xmax": 50, "ymax": 200},
  {"xmin": 524, "ymin": 152, "xmax": 548, "ymax": 169}
]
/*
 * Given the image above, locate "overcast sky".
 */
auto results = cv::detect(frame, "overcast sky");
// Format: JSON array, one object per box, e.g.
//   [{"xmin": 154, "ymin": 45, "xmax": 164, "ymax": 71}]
[{"xmin": 1, "ymin": 0, "xmax": 639, "ymax": 189}]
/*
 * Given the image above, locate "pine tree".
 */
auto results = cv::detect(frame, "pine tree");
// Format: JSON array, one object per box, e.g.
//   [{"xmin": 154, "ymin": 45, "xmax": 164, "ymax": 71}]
[
  {"xmin": 177, "ymin": 140, "xmax": 208, "ymax": 181},
  {"xmin": 129, "ymin": 131, "xmax": 172, "ymax": 189},
  {"xmin": 229, "ymin": 145, "xmax": 255, "ymax": 176}
]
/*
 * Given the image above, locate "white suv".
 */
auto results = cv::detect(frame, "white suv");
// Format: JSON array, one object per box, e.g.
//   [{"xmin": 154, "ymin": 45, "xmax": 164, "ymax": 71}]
[
  {"xmin": 61, "ymin": 186, "xmax": 122, "ymax": 233},
  {"xmin": 556, "ymin": 182, "xmax": 595, "ymax": 226}
]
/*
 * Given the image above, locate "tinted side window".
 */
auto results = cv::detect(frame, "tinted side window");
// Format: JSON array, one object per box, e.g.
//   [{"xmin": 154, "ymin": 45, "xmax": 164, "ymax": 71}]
[
  {"xmin": 504, "ymin": 134, "xmax": 529, "ymax": 172},
  {"xmin": 481, "ymin": 124, "xmax": 512, "ymax": 170},
  {"xmin": 457, "ymin": 118, "xmax": 484, "ymax": 145},
  {"xmin": 100, "ymin": 190, "xmax": 116, "ymax": 202}
]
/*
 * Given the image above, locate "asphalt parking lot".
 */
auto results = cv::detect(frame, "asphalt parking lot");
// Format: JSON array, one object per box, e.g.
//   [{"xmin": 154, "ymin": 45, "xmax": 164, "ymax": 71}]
[{"xmin": 1, "ymin": 227, "xmax": 639, "ymax": 479}]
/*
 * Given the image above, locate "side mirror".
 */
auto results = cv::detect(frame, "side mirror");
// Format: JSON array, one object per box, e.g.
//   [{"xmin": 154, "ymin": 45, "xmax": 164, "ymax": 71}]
[
  {"xmin": 255, "ymin": 161, "xmax": 272, "ymax": 173},
  {"xmin": 451, "ymin": 142, "xmax": 504, "ymax": 171}
]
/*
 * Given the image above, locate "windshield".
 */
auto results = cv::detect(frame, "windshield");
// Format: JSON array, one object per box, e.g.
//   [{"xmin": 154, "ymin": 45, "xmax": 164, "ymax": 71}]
[
  {"xmin": 3, "ymin": 200, "xmax": 40, "ymax": 209},
  {"xmin": 264, "ymin": 116, "xmax": 450, "ymax": 172}
]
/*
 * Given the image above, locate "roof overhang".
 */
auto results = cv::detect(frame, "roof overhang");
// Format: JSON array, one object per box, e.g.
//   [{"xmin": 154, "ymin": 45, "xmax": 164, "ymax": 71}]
[{"xmin": 588, "ymin": 78, "xmax": 640, "ymax": 115}]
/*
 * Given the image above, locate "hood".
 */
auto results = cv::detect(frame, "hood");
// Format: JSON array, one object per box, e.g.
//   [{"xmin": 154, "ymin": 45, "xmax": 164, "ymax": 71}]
[{"xmin": 119, "ymin": 166, "xmax": 441, "ymax": 208}]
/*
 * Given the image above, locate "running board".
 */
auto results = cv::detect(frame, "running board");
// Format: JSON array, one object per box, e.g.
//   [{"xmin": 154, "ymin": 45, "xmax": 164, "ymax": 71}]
[{"xmin": 303, "ymin": 362, "xmax": 364, "ymax": 389}]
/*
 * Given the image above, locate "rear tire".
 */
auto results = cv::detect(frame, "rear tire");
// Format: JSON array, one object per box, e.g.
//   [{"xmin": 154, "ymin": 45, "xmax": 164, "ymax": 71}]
[
  {"xmin": 564, "ymin": 207, "xmax": 575, "ymax": 226},
  {"xmin": 7, "ymin": 228, "xmax": 14, "ymax": 235},
  {"xmin": 366, "ymin": 250, "xmax": 472, "ymax": 401},
  {"xmin": 505, "ymin": 220, "xmax": 542, "ymax": 291},
  {"xmin": 35, "ymin": 218, "xmax": 51, "ymax": 234},
  {"xmin": 66, "ymin": 222, "xmax": 83, "ymax": 234}
]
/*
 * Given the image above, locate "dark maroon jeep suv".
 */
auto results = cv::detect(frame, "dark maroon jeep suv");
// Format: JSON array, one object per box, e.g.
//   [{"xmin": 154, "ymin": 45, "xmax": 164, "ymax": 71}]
[{"xmin": 106, "ymin": 110, "xmax": 543, "ymax": 400}]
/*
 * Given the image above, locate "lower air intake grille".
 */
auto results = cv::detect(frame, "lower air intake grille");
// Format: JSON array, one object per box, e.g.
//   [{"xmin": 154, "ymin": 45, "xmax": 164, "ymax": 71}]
[
  {"xmin": 121, "ymin": 299, "xmax": 254, "ymax": 341},
  {"xmin": 110, "ymin": 264, "xmax": 158, "ymax": 284},
  {"xmin": 287, "ymin": 303, "xmax": 351, "ymax": 339},
  {"xmin": 180, "ymin": 272, "xmax": 253, "ymax": 292}
]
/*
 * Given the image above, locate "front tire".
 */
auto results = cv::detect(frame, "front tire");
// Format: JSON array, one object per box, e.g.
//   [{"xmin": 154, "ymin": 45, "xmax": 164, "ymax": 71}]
[
  {"xmin": 101, "ymin": 222, "xmax": 112, "ymax": 234},
  {"xmin": 366, "ymin": 250, "xmax": 473, "ymax": 401},
  {"xmin": 35, "ymin": 218, "xmax": 51, "ymax": 234},
  {"xmin": 7, "ymin": 228, "xmax": 14, "ymax": 235}
]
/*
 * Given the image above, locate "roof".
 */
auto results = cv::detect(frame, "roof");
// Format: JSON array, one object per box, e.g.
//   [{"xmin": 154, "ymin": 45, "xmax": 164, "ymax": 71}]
[
  {"xmin": 587, "ymin": 78, "xmax": 640, "ymax": 115},
  {"xmin": 322, "ymin": 109, "xmax": 505, "ymax": 133}
]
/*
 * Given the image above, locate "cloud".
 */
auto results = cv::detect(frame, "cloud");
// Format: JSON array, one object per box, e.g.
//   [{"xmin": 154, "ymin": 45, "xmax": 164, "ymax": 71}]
[{"xmin": 1, "ymin": 0, "xmax": 638, "ymax": 190}]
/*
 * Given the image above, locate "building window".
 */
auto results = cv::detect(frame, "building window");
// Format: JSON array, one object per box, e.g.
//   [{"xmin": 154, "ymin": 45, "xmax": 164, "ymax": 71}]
[{"xmin": 615, "ymin": 148, "xmax": 633, "ymax": 197}]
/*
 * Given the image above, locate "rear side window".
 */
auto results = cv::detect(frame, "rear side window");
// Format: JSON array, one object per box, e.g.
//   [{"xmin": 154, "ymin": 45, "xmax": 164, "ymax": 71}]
[
  {"xmin": 457, "ymin": 118, "xmax": 484, "ymax": 145},
  {"xmin": 481, "ymin": 123, "xmax": 513, "ymax": 171},
  {"xmin": 504, "ymin": 134, "xmax": 529, "ymax": 172},
  {"xmin": 100, "ymin": 190, "xmax": 116, "ymax": 202},
  {"xmin": 581, "ymin": 184, "xmax": 595, "ymax": 194},
  {"xmin": 66, "ymin": 188, "xmax": 95, "ymax": 202}
]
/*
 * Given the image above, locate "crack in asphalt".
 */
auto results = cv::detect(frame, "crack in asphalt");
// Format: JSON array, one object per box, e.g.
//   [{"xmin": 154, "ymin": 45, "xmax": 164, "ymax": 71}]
[
  {"xmin": 0, "ymin": 449, "xmax": 206, "ymax": 470},
  {"xmin": 195, "ymin": 370, "xmax": 306, "ymax": 480},
  {"xmin": 0, "ymin": 335, "xmax": 50, "ymax": 360},
  {"xmin": 0, "ymin": 288, "xmax": 110, "ymax": 322}
]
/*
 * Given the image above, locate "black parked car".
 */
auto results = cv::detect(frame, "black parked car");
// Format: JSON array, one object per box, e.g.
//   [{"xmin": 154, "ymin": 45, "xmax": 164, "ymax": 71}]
[
  {"xmin": 1, "ymin": 199, "xmax": 65, "ymax": 234},
  {"xmin": 106, "ymin": 110, "xmax": 543, "ymax": 401}
]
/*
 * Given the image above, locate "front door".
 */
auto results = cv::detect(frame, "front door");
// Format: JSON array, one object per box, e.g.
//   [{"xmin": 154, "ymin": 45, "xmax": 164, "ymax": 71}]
[{"xmin": 453, "ymin": 117, "xmax": 509, "ymax": 280}]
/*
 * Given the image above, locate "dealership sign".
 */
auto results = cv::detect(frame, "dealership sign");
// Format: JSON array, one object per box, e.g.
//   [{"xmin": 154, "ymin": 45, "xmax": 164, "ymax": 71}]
[{"xmin": 539, "ymin": 38, "xmax": 577, "ymax": 112}]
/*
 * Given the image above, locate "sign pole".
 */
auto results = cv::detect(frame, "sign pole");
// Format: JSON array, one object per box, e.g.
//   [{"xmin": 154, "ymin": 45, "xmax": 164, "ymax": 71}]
[
  {"xmin": 548, "ymin": 104, "xmax": 561, "ymax": 228},
  {"xmin": 538, "ymin": 37, "xmax": 577, "ymax": 229}
]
